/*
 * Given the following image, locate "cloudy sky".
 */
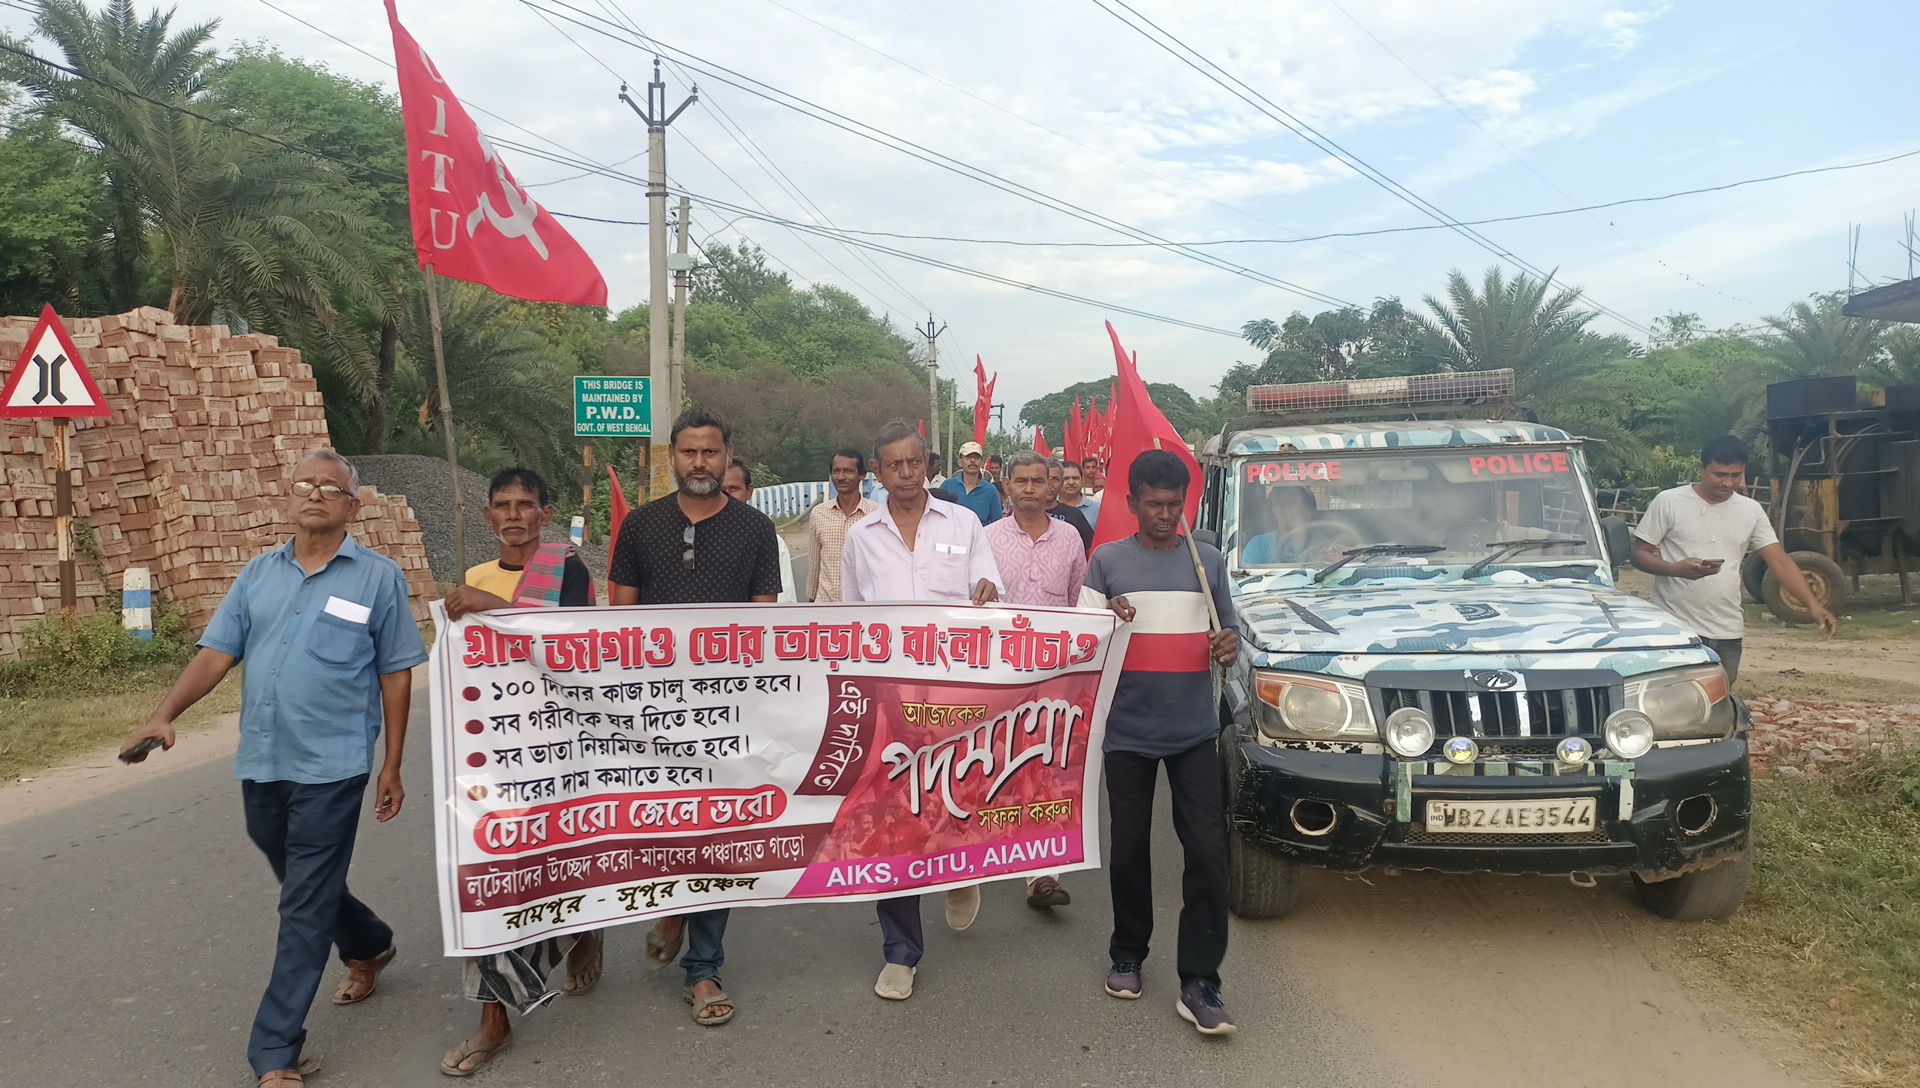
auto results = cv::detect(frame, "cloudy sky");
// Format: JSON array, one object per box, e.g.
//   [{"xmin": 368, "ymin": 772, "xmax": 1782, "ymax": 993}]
[{"xmin": 8, "ymin": 0, "xmax": 1918, "ymax": 420}]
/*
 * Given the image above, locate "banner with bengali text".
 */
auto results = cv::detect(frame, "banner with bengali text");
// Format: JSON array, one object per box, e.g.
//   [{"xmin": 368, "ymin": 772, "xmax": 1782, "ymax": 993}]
[{"xmin": 429, "ymin": 601, "xmax": 1128, "ymax": 955}]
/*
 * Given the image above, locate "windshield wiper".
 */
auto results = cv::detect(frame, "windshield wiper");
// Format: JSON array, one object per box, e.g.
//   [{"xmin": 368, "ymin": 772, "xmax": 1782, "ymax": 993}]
[
  {"xmin": 1461, "ymin": 537, "xmax": 1589, "ymax": 579},
  {"xmin": 1313, "ymin": 543, "xmax": 1444, "ymax": 583}
]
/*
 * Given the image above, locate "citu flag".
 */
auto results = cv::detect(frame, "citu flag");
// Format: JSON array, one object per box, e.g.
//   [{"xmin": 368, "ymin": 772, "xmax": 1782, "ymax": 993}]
[
  {"xmin": 1034, "ymin": 426, "xmax": 1052, "ymax": 457},
  {"xmin": 606, "ymin": 465, "xmax": 631, "ymax": 569},
  {"xmin": 1089, "ymin": 322, "xmax": 1203, "ymax": 551},
  {"xmin": 385, "ymin": 0, "xmax": 607, "ymax": 306},
  {"xmin": 972, "ymin": 356, "xmax": 996, "ymax": 447}
]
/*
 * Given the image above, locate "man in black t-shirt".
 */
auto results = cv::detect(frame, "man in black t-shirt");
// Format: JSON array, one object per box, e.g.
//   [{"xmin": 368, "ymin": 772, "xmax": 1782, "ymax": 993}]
[{"xmin": 607, "ymin": 408, "xmax": 781, "ymax": 1029}]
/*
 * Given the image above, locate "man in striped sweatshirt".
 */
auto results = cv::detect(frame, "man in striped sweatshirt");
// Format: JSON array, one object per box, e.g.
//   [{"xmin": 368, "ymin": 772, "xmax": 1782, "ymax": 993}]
[{"xmin": 1078, "ymin": 449, "xmax": 1242, "ymax": 1035}]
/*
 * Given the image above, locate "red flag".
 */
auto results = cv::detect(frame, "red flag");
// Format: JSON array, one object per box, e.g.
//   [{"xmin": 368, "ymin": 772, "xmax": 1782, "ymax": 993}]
[
  {"xmin": 918, "ymin": 418, "xmax": 926, "ymax": 438},
  {"xmin": 1034, "ymin": 426, "xmax": 1052, "ymax": 457},
  {"xmin": 1090, "ymin": 323, "xmax": 1203, "ymax": 551},
  {"xmin": 972, "ymin": 356, "xmax": 997, "ymax": 446},
  {"xmin": 386, "ymin": 0, "xmax": 607, "ymax": 306},
  {"xmin": 606, "ymin": 465, "xmax": 631, "ymax": 564}
]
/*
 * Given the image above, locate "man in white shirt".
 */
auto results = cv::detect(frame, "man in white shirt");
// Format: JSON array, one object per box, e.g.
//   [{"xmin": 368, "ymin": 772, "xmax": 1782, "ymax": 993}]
[
  {"xmin": 723, "ymin": 461, "xmax": 796, "ymax": 602},
  {"xmin": 1631, "ymin": 435, "xmax": 1836, "ymax": 683},
  {"xmin": 842, "ymin": 421, "xmax": 1002, "ymax": 1003}
]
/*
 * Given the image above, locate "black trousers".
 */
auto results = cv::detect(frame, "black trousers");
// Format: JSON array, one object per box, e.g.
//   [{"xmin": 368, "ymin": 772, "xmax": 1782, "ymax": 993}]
[
  {"xmin": 1701, "ymin": 637, "xmax": 1743, "ymax": 685},
  {"xmin": 1105, "ymin": 736, "xmax": 1229, "ymax": 987}
]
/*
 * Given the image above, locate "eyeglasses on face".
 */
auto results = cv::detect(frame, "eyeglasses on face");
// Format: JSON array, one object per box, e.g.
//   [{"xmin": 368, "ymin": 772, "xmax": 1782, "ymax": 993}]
[
  {"xmin": 292, "ymin": 480, "xmax": 353, "ymax": 502},
  {"xmin": 682, "ymin": 524, "xmax": 696, "ymax": 571}
]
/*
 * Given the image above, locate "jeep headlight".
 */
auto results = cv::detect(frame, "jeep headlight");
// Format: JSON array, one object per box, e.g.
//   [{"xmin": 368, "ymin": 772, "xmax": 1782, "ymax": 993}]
[
  {"xmin": 1253, "ymin": 672, "xmax": 1376, "ymax": 742},
  {"xmin": 1624, "ymin": 665, "xmax": 1735, "ymax": 741}
]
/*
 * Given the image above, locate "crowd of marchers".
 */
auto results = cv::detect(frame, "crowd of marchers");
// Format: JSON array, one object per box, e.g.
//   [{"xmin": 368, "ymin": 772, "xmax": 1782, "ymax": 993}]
[{"xmin": 114, "ymin": 403, "xmax": 1817, "ymax": 1086}]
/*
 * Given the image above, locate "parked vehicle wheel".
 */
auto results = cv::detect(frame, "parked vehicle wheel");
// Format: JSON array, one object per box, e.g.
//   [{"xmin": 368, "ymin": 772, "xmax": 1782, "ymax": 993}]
[
  {"xmin": 1761, "ymin": 550, "xmax": 1848, "ymax": 623},
  {"xmin": 1740, "ymin": 551, "xmax": 1767, "ymax": 605},
  {"xmin": 1633, "ymin": 851, "xmax": 1752, "ymax": 920},
  {"xmin": 1219, "ymin": 738, "xmax": 1300, "ymax": 919}
]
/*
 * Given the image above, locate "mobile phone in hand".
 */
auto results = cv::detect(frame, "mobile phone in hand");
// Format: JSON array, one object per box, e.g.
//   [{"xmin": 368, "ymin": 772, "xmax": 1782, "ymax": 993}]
[
  {"xmin": 1701, "ymin": 558, "xmax": 1725, "ymax": 572},
  {"xmin": 118, "ymin": 737, "xmax": 164, "ymax": 763}
]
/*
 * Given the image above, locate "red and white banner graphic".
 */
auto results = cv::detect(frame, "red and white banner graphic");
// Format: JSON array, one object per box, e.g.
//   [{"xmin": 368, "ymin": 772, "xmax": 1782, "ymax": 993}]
[{"xmin": 429, "ymin": 602, "xmax": 1128, "ymax": 955}]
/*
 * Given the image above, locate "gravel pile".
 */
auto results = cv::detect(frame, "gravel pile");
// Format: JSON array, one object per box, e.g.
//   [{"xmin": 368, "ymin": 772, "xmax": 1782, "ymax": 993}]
[
  {"xmin": 348, "ymin": 455, "xmax": 608, "ymax": 587},
  {"xmin": 1746, "ymin": 697, "xmax": 1920, "ymax": 777}
]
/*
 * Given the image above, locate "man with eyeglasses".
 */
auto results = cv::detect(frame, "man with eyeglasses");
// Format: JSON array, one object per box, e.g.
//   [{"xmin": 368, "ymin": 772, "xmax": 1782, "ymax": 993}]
[
  {"xmin": 119, "ymin": 449, "xmax": 428, "ymax": 1088},
  {"xmin": 606, "ymin": 407, "xmax": 783, "ymax": 1027}
]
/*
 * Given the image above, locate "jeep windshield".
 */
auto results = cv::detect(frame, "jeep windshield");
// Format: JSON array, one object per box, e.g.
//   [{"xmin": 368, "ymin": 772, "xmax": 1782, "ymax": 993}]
[{"xmin": 1231, "ymin": 448, "xmax": 1604, "ymax": 577}]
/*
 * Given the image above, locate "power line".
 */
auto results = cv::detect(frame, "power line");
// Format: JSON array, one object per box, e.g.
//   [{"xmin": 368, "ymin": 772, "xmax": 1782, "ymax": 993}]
[
  {"xmin": 1319, "ymin": 0, "xmax": 1751, "ymax": 307},
  {"xmin": 1087, "ymin": 0, "xmax": 1651, "ymax": 335},
  {"xmin": 517, "ymin": 0, "xmax": 1354, "ymax": 309}
]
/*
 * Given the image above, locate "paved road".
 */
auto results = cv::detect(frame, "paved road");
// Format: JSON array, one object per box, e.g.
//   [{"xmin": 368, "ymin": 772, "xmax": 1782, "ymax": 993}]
[{"xmin": 0, "ymin": 684, "xmax": 1810, "ymax": 1088}]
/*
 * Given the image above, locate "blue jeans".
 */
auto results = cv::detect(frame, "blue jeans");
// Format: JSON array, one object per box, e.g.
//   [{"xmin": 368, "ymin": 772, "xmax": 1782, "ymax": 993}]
[
  {"xmin": 241, "ymin": 776, "xmax": 392, "ymax": 1077},
  {"xmin": 876, "ymin": 896, "xmax": 923, "ymax": 967},
  {"xmin": 680, "ymin": 909, "xmax": 730, "ymax": 987}
]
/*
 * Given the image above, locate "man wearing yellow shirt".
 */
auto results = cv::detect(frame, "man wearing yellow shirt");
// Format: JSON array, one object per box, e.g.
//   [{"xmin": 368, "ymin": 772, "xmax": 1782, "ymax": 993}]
[{"xmin": 445, "ymin": 468, "xmax": 594, "ymax": 618}]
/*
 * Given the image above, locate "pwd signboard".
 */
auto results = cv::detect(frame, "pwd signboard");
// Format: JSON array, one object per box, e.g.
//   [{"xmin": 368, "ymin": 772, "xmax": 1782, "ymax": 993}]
[{"xmin": 573, "ymin": 376, "xmax": 651, "ymax": 437}]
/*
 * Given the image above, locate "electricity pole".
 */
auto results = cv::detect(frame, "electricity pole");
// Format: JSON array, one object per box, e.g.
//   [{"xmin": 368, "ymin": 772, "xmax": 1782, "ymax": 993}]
[
  {"xmin": 917, "ymin": 314, "xmax": 945, "ymax": 459},
  {"xmin": 620, "ymin": 59, "xmax": 696, "ymax": 498},
  {"xmin": 670, "ymin": 196, "xmax": 692, "ymax": 416}
]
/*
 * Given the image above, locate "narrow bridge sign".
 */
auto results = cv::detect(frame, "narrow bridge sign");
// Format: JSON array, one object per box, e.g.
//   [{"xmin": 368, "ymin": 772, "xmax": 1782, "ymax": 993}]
[{"xmin": 0, "ymin": 305, "xmax": 110, "ymax": 418}]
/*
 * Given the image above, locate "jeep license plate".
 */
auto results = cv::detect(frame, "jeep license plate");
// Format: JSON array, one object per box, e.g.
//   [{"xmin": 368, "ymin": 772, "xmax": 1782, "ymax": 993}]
[{"xmin": 1425, "ymin": 798, "xmax": 1596, "ymax": 834}]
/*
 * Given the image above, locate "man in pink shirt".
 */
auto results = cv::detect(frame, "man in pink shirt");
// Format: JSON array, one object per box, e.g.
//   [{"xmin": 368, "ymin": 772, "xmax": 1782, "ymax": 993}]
[
  {"xmin": 842, "ymin": 421, "xmax": 1003, "ymax": 1002},
  {"xmin": 983, "ymin": 450, "xmax": 1087, "ymax": 910}
]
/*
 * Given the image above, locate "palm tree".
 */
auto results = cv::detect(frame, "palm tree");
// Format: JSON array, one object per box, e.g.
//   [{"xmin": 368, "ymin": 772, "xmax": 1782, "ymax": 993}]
[
  {"xmin": 398, "ymin": 278, "xmax": 575, "ymax": 487},
  {"xmin": 4, "ymin": 0, "xmax": 387, "ymax": 395},
  {"xmin": 1758, "ymin": 292, "xmax": 1883, "ymax": 380}
]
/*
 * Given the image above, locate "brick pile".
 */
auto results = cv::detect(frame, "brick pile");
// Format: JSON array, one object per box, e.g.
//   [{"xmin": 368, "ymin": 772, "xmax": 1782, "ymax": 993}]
[
  {"xmin": 0, "ymin": 307, "xmax": 437, "ymax": 659},
  {"xmin": 1747, "ymin": 696, "xmax": 1920, "ymax": 776}
]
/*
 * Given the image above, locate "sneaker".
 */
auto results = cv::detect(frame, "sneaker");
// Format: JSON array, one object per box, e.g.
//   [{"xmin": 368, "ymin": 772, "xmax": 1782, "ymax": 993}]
[
  {"xmin": 1026, "ymin": 876, "xmax": 1071, "ymax": 909},
  {"xmin": 945, "ymin": 885, "xmax": 981, "ymax": 931},
  {"xmin": 1175, "ymin": 981, "xmax": 1237, "ymax": 1035},
  {"xmin": 1104, "ymin": 962, "xmax": 1143, "ymax": 999}
]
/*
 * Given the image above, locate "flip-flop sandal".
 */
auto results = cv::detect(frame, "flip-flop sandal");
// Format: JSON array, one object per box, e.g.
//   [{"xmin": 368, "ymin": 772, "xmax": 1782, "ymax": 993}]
[
  {"xmin": 683, "ymin": 981, "xmax": 735, "ymax": 1027},
  {"xmin": 645, "ymin": 922, "xmax": 683, "ymax": 972},
  {"xmin": 332, "ymin": 944, "xmax": 396, "ymax": 1005},
  {"xmin": 563, "ymin": 932, "xmax": 604, "ymax": 996},
  {"xmin": 257, "ymin": 1071, "xmax": 304, "ymax": 1087},
  {"xmin": 440, "ymin": 1036, "xmax": 511, "ymax": 1078}
]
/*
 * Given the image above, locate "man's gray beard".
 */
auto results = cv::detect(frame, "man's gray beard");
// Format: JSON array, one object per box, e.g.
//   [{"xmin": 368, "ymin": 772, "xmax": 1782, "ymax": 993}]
[{"xmin": 678, "ymin": 472, "xmax": 721, "ymax": 496}]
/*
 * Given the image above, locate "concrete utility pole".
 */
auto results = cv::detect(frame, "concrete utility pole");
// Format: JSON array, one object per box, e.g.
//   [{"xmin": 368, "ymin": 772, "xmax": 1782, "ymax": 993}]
[
  {"xmin": 620, "ymin": 59, "xmax": 697, "ymax": 498},
  {"xmin": 916, "ymin": 314, "xmax": 946, "ymax": 459},
  {"xmin": 669, "ymin": 196, "xmax": 692, "ymax": 417}
]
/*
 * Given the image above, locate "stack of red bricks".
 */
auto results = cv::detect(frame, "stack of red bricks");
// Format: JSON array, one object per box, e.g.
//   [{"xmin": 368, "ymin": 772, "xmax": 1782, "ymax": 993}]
[{"xmin": 0, "ymin": 307, "xmax": 437, "ymax": 658}]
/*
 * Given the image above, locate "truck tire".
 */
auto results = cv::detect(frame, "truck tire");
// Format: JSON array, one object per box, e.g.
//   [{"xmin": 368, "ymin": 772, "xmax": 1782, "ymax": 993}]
[
  {"xmin": 1633, "ymin": 851, "xmax": 1751, "ymax": 921},
  {"xmin": 1761, "ymin": 551, "xmax": 1847, "ymax": 623},
  {"xmin": 1219, "ymin": 738, "xmax": 1300, "ymax": 919},
  {"xmin": 1740, "ymin": 552, "xmax": 1767, "ymax": 605}
]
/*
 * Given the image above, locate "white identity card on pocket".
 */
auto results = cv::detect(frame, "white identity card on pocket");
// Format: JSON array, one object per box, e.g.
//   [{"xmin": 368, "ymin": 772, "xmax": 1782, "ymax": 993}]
[{"xmin": 324, "ymin": 596, "xmax": 371, "ymax": 624}]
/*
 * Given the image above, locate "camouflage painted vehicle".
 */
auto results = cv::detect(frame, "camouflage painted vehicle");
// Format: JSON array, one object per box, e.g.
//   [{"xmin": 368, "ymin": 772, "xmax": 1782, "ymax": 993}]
[{"xmin": 1198, "ymin": 371, "xmax": 1751, "ymax": 921}]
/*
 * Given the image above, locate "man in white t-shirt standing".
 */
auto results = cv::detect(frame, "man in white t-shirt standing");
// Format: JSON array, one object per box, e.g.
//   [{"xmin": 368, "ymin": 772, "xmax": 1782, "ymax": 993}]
[{"xmin": 1631, "ymin": 435, "xmax": 1836, "ymax": 683}]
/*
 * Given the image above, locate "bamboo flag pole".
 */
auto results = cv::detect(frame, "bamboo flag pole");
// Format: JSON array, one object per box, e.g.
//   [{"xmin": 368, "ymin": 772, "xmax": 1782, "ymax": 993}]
[
  {"xmin": 1153, "ymin": 437, "xmax": 1222, "ymax": 634},
  {"xmin": 424, "ymin": 266, "xmax": 468, "ymax": 573}
]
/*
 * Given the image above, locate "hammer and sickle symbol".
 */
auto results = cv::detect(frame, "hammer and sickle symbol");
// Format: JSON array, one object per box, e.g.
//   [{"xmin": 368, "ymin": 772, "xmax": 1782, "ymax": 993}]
[{"xmin": 466, "ymin": 133, "xmax": 549, "ymax": 259}]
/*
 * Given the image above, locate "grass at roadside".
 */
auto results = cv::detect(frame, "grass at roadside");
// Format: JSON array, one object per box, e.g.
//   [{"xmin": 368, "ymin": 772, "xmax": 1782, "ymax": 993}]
[
  {"xmin": 1669, "ymin": 750, "xmax": 1920, "ymax": 1086},
  {"xmin": 0, "ymin": 666, "xmax": 240, "ymax": 780}
]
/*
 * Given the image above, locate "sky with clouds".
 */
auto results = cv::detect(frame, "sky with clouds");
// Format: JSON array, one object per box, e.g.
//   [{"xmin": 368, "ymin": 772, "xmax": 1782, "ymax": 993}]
[{"xmin": 7, "ymin": 0, "xmax": 1918, "ymax": 422}]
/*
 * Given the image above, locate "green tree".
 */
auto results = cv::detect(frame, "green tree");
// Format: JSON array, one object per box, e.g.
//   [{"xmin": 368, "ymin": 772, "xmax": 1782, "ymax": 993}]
[
  {"xmin": 1019, "ymin": 377, "xmax": 1218, "ymax": 450},
  {"xmin": 4, "ymin": 0, "xmax": 387, "ymax": 407},
  {"xmin": 0, "ymin": 106, "xmax": 110, "ymax": 313},
  {"xmin": 1758, "ymin": 292, "xmax": 1883, "ymax": 380},
  {"xmin": 1221, "ymin": 298, "xmax": 1440, "ymax": 406}
]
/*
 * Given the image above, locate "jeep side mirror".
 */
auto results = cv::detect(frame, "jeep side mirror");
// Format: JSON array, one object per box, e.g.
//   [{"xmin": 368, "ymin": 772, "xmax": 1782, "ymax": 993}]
[
  {"xmin": 1192, "ymin": 529, "xmax": 1220, "ymax": 548},
  {"xmin": 1600, "ymin": 516, "xmax": 1632, "ymax": 573}
]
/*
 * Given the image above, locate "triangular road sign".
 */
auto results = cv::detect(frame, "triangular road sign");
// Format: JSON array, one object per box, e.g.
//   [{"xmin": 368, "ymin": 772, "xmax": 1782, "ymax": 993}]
[{"xmin": 0, "ymin": 304, "xmax": 111, "ymax": 419}]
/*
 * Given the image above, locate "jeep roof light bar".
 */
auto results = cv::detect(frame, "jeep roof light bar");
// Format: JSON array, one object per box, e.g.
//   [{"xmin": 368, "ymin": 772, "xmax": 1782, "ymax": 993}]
[{"xmin": 1246, "ymin": 369, "xmax": 1516, "ymax": 417}]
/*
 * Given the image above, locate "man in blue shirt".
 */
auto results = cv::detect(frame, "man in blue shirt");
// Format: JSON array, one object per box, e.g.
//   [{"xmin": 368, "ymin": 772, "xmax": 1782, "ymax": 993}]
[
  {"xmin": 121, "ymin": 448, "xmax": 428, "ymax": 1088},
  {"xmin": 939, "ymin": 440, "xmax": 1002, "ymax": 524}
]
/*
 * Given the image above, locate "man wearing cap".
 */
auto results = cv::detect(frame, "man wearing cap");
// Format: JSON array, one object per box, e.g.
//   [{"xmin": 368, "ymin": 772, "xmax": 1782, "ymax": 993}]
[{"xmin": 939, "ymin": 440, "xmax": 1002, "ymax": 525}]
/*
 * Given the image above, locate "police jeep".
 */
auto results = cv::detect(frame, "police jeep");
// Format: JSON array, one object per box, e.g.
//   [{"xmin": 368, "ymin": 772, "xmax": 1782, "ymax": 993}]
[{"xmin": 1197, "ymin": 370, "xmax": 1751, "ymax": 921}]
